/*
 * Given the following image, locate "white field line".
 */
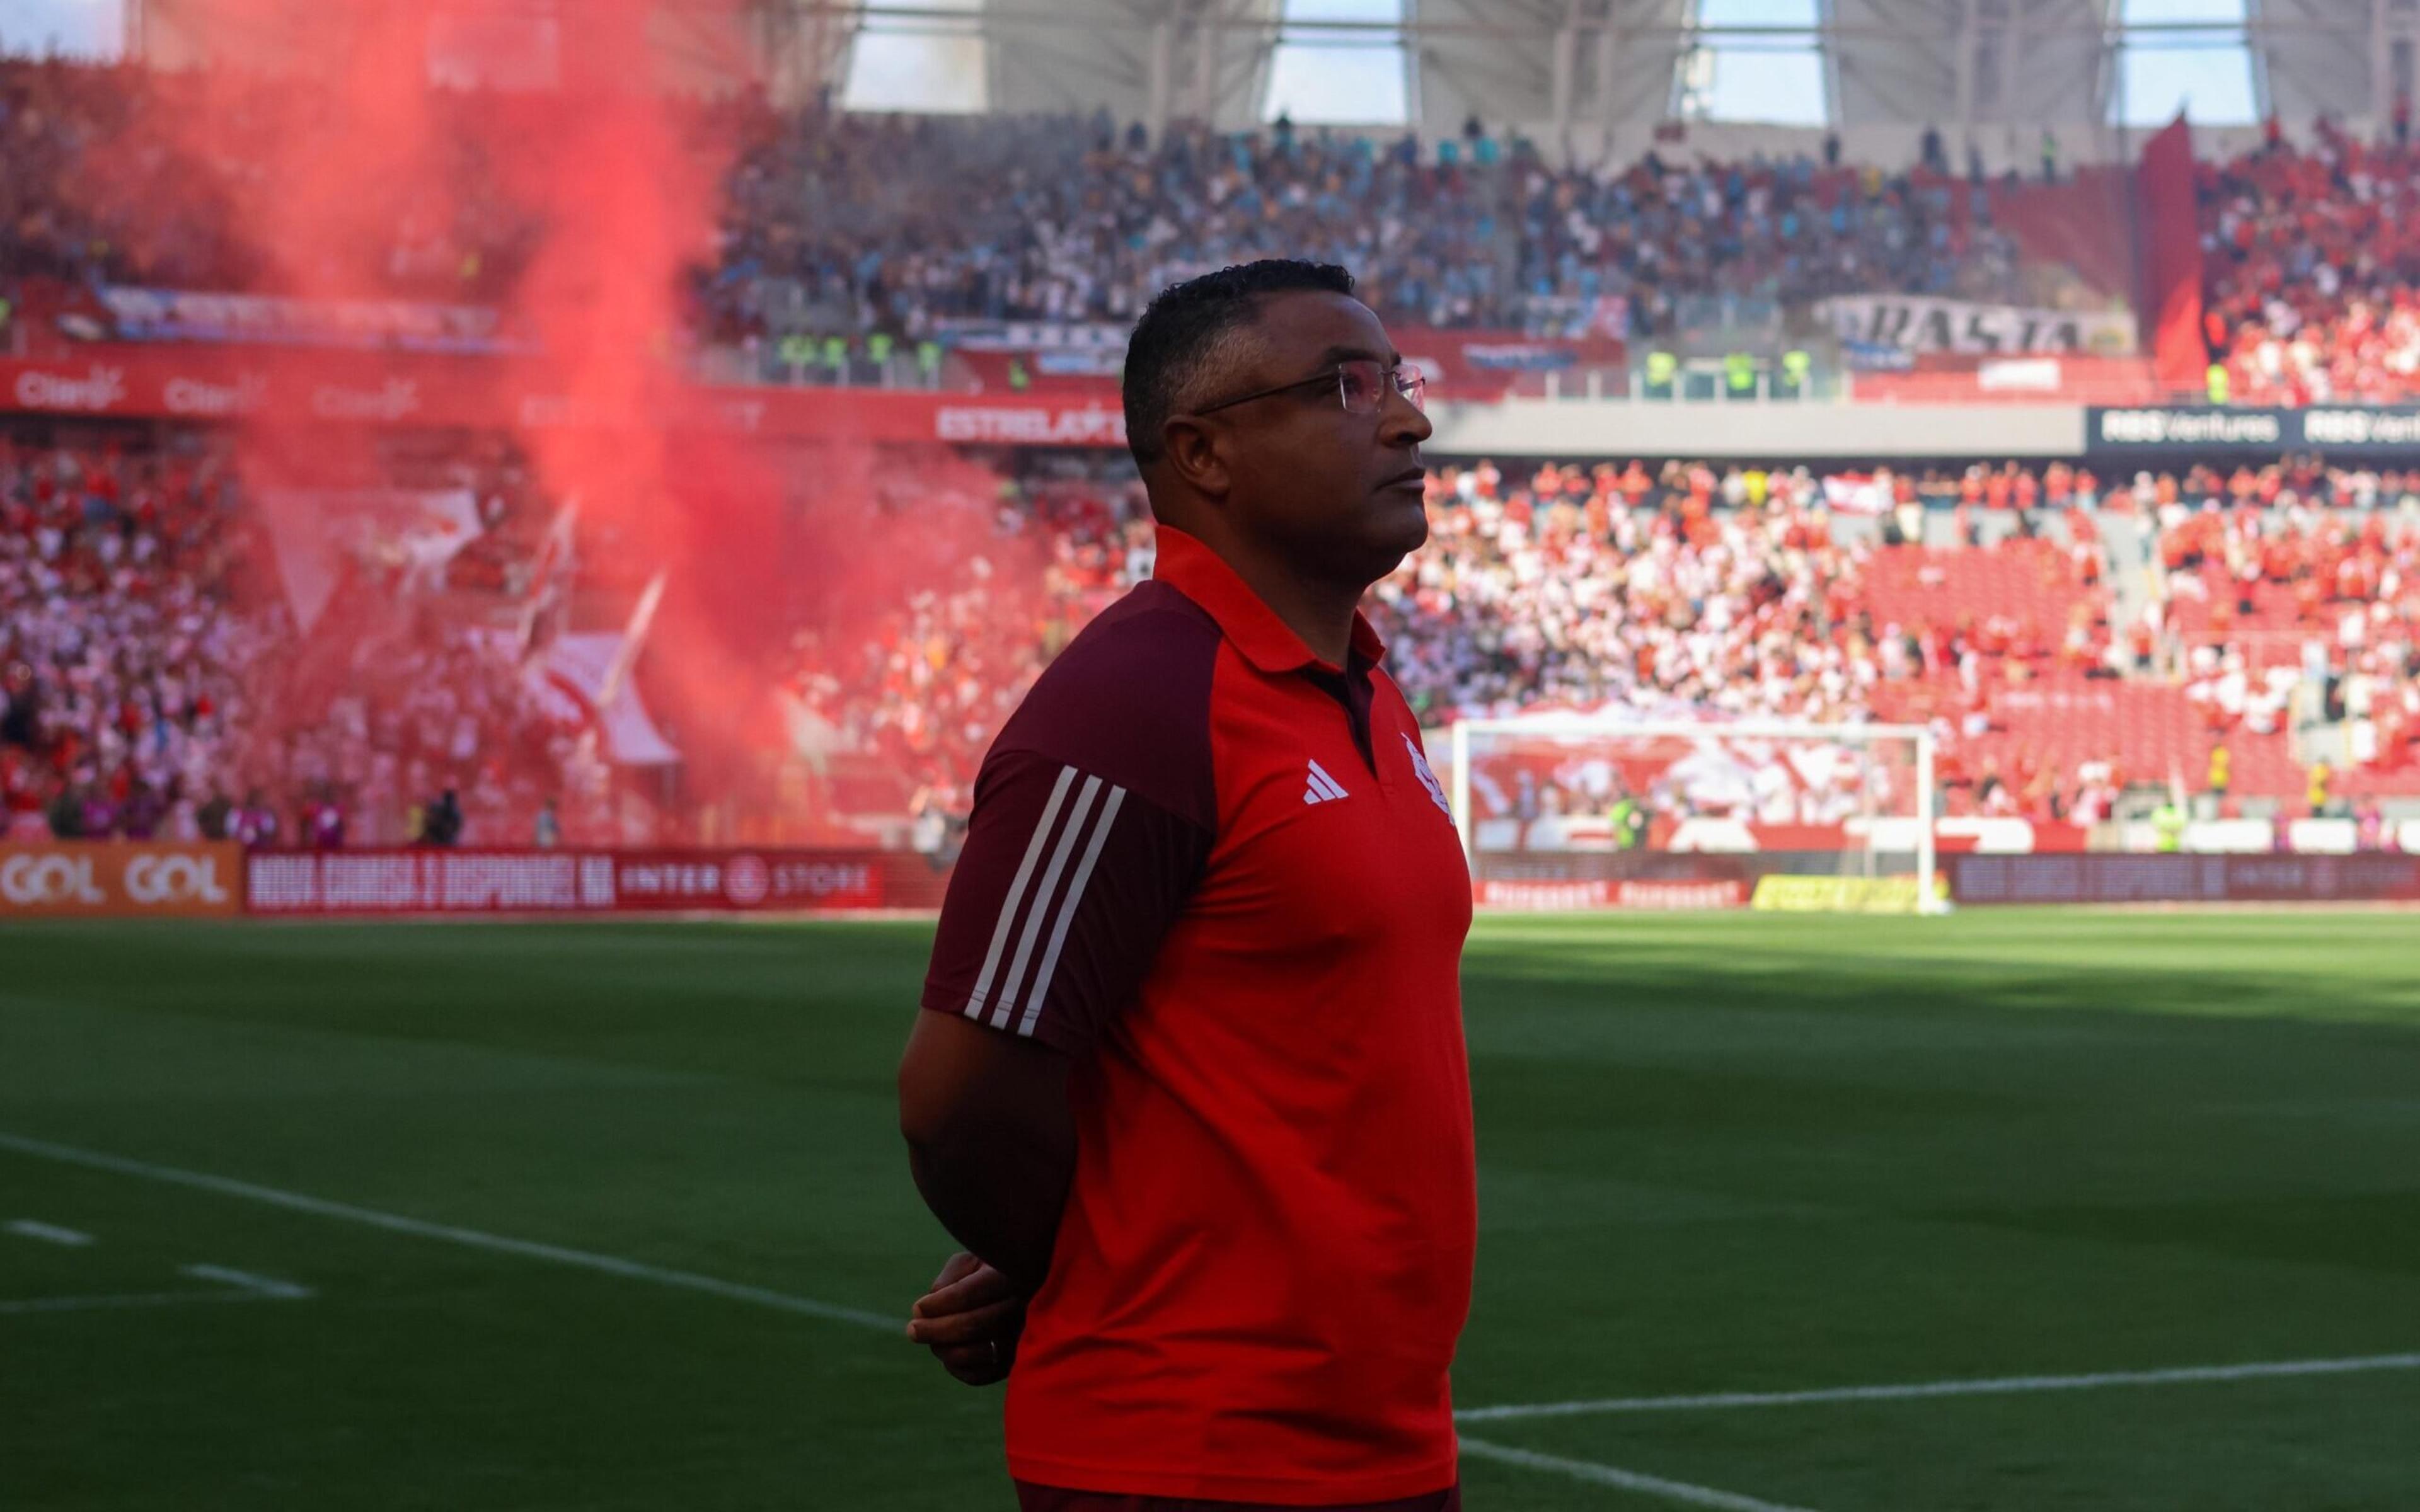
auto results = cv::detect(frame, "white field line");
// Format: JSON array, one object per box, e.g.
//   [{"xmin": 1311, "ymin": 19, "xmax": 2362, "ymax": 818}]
[
  {"xmin": 1458, "ymin": 1351, "xmax": 2420, "ymax": 1423},
  {"xmin": 6, "ymin": 1219, "xmax": 93, "ymax": 1246},
  {"xmin": 0, "ymin": 1130, "xmax": 896, "ymax": 1332},
  {"xmin": 1460, "ymin": 1437, "xmax": 1822, "ymax": 1512},
  {"xmin": 182, "ymin": 1263, "xmax": 314, "ymax": 1300},
  {"xmin": 0, "ymin": 1135, "xmax": 1813, "ymax": 1511},
  {"xmin": 24, "ymin": 1129, "xmax": 2406, "ymax": 1508}
]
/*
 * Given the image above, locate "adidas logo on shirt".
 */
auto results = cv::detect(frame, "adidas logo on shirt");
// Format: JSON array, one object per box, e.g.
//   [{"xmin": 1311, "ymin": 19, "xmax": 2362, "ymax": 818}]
[{"xmin": 1302, "ymin": 760, "xmax": 1349, "ymax": 806}]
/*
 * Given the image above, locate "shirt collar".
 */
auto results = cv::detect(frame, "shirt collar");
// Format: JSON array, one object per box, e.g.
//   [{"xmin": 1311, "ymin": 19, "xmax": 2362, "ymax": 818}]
[{"xmin": 1151, "ymin": 525, "xmax": 1386, "ymax": 675}]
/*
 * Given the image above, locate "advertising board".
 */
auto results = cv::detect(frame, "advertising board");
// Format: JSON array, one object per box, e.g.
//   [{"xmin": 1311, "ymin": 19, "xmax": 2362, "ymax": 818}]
[
  {"xmin": 1473, "ymin": 878, "xmax": 1746, "ymax": 910},
  {"xmin": 0, "ymin": 842, "xmax": 243, "ymax": 919},
  {"xmin": 1748, "ymin": 875, "xmax": 1931, "ymax": 914},
  {"xmin": 2087, "ymin": 406, "xmax": 2420, "ymax": 455},
  {"xmin": 1948, "ymin": 853, "xmax": 2420, "ymax": 905},
  {"xmin": 243, "ymin": 849, "xmax": 889, "ymax": 916},
  {"xmin": 0, "ymin": 353, "xmax": 1131, "ymax": 449}
]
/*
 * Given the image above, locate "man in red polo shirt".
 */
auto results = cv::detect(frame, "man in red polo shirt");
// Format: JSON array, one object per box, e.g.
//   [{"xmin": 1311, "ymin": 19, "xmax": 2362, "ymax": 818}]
[{"xmin": 896, "ymin": 260, "xmax": 1473, "ymax": 1510}]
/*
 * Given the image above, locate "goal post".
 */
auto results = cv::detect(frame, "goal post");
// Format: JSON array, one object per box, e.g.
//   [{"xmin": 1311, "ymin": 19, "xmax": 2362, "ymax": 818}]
[{"xmin": 1446, "ymin": 716, "xmax": 1947, "ymax": 915}]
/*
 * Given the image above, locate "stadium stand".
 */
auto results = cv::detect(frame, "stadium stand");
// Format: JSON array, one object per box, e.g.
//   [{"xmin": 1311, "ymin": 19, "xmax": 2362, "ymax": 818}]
[
  {"xmin": 1372, "ymin": 461, "xmax": 1870, "ymax": 726},
  {"xmin": 1, "ymin": 433, "xmax": 268, "ymax": 841},
  {"xmin": 2201, "ymin": 123, "xmax": 2420, "ymax": 406},
  {"xmin": 17, "ymin": 57, "xmax": 2420, "ymax": 409},
  {"xmin": 0, "ymin": 57, "xmax": 536, "ymax": 302},
  {"xmin": 2, "ymin": 58, "xmax": 2113, "ymax": 346},
  {"xmin": 771, "ymin": 450, "xmax": 1145, "ymax": 826},
  {"xmin": 0, "ymin": 424, "xmax": 609, "ymax": 846},
  {"xmin": 9, "ymin": 55, "xmax": 2420, "ymax": 852},
  {"xmin": 11, "ymin": 413, "xmax": 2420, "ymax": 842}
]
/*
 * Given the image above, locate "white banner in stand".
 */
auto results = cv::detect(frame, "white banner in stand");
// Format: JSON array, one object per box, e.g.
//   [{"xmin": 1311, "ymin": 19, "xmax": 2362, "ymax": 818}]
[{"xmin": 1818, "ymin": 295, "xmax": 2136, "ymax": 356}]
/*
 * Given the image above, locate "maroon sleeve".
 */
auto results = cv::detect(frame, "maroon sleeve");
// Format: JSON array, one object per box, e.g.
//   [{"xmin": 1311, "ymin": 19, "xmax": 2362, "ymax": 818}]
[
  {"xmin": 920, "ymin": 748, "xmax": 1211, "ymax": 1053},
  {"xmin": 919, "ymin": 589, "xmax": 1221, "ymax": 1055}
]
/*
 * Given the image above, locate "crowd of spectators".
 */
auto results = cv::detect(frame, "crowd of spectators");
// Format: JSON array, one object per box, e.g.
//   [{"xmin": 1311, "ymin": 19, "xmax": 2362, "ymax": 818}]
[
  {"xmin": 244, "ymin": 616, "xmax": 573, "ymax": 849},
  {"xmin": 788, "ymin": 449, "xmax": 2420, "ymax": 826},
  {"xmin": 712, "ymin": 108, "xmax": 1517, "ymax": 341},
  {"xmin": 1374, "ymin": 459, "xmax": 2132, "ymax": 825},
  {"xmin": 774, "ymin": 452, "xmax": 1148, "ymax": 814},
  {"xmin": 714, "ymin": 105, "xmax": 2040, "ymax": 344},
  {"xmin": 11, "ymin": 430, "xmax": 2420, "ymax": 845},
  {"xmin": 2201, "ymin": 118, "xmax": 2420, "ymax": 404},
  {"xmin": 0, "ymin": 57, "xmax": 538, "ymax": 302},
  {"xmin": 39, "ymin": 56, "xmax": 2420, "ymax": 402},
  {"xmin": 0, "ymin": 428, "xmax": 597, "ymax": 847},
  {"xmin": 2158, "ymin": 493, "xmax": 2420, "ymax": 774},
  {"xmin": 0, "ymin": 435, "xmax": 274, "ymax": 840},
  {"xmin": 1373, "ymin": 459, "xmax": 1874, "ymax": 726},
  {"xmin": 1366, "ymin": 456, "xmax": 2420, "ymax": 821},
  {"xmin": 1, "ymin": 55, "xmax": 2060, "ymax": 351},
  {"xmin": 1511, "ymin": 151, "xmax": 2028, "ymax": 334}
]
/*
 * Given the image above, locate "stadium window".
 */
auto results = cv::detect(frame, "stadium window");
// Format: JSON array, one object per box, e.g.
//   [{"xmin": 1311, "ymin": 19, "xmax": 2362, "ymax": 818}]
[
  {"xmin": 841, "ymin": 0, "xmax": 989, "ymax": 115},
  {"xmin": 1675, "ymin": 0, "xmax": 1830, "ymax": 127},
  {"xmin": 1262, "ymin": 0, "xmax": 1410, "ymax": 127},
  {"xmin": 0, "ymin": 0, "xmax": 123, "ymax": 59},
  {"xmin": 2112, "ymin": 0, "xmax": 2260, "ymax": 126}
]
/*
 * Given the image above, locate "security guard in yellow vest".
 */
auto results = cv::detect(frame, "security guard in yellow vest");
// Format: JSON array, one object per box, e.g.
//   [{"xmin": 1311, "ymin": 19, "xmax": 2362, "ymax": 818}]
[
  {"xmin": 2153, "ymin": 801, "xmax": 2187, "ymax": 853},
  {"xmin": 1779, "ymin": 348, "xmax": 1812, "ymax": 399},
  {"xmin": 1643, "ymin": 349, "xmax": 1678, "ymax": 399}
]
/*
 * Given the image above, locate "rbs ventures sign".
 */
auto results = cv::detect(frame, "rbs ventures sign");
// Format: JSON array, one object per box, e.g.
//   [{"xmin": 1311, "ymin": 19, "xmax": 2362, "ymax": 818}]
[
  {"xmin": 0, "ymin": 843, "xmax": 242, "ymax": 918},
  {"xmin": 2090, "ymin": 406, "xmax": 2420, "ymax": 455}
]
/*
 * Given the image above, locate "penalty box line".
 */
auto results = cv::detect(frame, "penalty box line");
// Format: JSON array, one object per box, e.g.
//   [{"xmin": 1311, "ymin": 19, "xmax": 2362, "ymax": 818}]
[{"xmin": 0, "ymin": 1130, "xmax": 897, "ymax": 1333}]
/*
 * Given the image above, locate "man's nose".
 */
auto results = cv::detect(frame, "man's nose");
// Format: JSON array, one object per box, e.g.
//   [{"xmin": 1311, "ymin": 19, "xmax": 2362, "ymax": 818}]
[{"xmin": 1380, "ymin": 386, "xmax": 1432, "ymax": 446}]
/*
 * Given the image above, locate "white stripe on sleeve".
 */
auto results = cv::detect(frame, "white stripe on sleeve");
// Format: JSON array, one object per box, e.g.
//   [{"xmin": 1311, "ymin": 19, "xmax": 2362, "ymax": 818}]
[
  {"xmin": 964, "ymin": 764, "xmax": 1077, "ymax": 1021},
  {"xmin": 987, "ymin": 774, "xmax": 1103, "ymax": 1029},
  {"xmin": 1017, "ymin": 785, "xmax": 1126, "ymax": 1038}
]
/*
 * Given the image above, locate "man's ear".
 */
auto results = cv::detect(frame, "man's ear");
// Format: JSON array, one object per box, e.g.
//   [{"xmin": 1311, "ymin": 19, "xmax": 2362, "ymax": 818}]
[{"xmin": 1159, "ymin": 416, "xmax": 1231, "ymax": 503}]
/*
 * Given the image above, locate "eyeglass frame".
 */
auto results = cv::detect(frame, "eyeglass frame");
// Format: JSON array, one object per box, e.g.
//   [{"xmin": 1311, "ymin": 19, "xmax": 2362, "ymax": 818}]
[{"xmin": 1189, "ymin": 358, "xmax": 1427, "ymax": 418}]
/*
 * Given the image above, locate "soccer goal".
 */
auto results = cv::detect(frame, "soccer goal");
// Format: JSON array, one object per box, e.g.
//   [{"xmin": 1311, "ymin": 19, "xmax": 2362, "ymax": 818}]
[{"xmin": 1444, "ymin": 716, "xmax": 1947, "ymax": 915}]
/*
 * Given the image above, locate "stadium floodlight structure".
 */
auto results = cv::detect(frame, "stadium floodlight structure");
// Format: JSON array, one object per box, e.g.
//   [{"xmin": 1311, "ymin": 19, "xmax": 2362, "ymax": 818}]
[{"xmin": 1448, "ymin": 714, "xmax": 1946, "ymax": 915}]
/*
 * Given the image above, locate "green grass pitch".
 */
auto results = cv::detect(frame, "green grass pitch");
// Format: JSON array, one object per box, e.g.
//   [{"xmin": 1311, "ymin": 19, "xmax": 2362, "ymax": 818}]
[{"xmin": 4, "ymin": 911, "xmax": 2418, "ymax": 1511}]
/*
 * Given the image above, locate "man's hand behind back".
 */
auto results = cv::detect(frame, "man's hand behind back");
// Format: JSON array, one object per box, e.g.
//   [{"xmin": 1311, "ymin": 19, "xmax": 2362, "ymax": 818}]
[{"xmin": 906, "ymin": 1251, "xmax": 1025, "ymax": 1386}]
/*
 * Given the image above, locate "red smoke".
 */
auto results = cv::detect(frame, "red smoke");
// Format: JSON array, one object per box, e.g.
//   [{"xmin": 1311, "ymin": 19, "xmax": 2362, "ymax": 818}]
[
  {"xmin": 112, "ymin": 0, "xmax": 810, "ymax": 830},
  {"xmin": 54, "ymin": 3, "xmax": 1072, "ymax": 839}
]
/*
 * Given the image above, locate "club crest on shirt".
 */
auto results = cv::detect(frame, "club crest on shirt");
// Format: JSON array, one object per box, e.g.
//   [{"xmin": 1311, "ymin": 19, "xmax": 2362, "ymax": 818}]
[{"xmin": 1402, "ymin": 733, "xmax": 1452, "ymax": 819}]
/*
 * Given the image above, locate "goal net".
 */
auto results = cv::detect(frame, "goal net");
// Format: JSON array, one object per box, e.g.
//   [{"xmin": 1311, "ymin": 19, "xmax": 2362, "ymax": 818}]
[{"xmin": 1444, "ymin": 716, "xmax": 1945, "ymax": 914}]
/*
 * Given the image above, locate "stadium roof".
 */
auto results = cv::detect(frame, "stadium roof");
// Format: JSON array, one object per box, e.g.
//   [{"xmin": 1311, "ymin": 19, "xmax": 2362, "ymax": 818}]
[
  {"xmin": 810, "ymin": 0, "xmax": 2416, "ymax": 139},
  {"xmin": 83, "ymin": 0, "xmax": 2416, "ymax": 142}
]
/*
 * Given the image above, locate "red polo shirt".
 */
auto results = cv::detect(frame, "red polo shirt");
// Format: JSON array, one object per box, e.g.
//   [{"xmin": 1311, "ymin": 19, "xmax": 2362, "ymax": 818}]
[{"xmin": 921, "ymin": 525, "xmax": 1475, "ymax": 1505}]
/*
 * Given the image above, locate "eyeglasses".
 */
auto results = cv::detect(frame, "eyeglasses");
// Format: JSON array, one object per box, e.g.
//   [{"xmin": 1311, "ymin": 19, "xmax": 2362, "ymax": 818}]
[{"xmin": 1193, "ymin": 358, "xmax": 1427, "ymax": 417}]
